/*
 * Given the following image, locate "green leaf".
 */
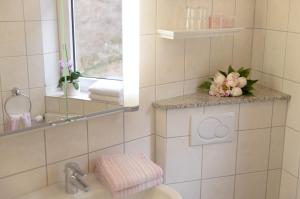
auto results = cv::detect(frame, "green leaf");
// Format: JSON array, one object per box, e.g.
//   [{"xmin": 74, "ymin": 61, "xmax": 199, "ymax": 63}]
[
  {"xmin": 218, "ymin": 70, "xmax": 227, "ymax": 76},
  {"xmin": 58, "ymin": 76, "xmax": 71, "ymax": 88},
  {"xmin": 239, "ymin": 68, "xmax": 251, "ymax": 78},
  {"xmin": 70, "ymin": 71, "xmax": 81, "ymax": 81},
  {"xmin": 199, "ymin": 81, "xmax": 212, "ymax": 90},
  {"xmin": 237, "ymin": 67, "xmax": 245, "ymax": 74},
  {"xmin": 228, "ymin": 65, "xmax": 235, "ymax": 74},
  {"xmin": 247, "ymin": 79, "xmax": 258, "ymax": 87},
  {"xmin": 72, "ymin": 82, "xmax": 79, "ymax": 90}
]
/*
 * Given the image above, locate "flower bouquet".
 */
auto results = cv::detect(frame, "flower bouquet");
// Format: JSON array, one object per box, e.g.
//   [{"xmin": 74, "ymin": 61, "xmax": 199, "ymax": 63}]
[{"xmin": 199, "ymin": 66, "xmax": 258, "ymax": 97}]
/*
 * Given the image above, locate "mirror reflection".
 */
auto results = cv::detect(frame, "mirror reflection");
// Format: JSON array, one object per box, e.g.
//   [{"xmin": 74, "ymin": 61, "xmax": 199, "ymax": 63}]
[{"xmin": 0, "ymin": 0, "xmax": 137, "ymax": 136}]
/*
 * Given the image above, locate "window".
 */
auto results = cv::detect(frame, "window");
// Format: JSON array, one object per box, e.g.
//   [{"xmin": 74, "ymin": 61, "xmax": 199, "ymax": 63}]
[{"xmin": 71, "ymin": 0, "xmax": 123, "ymax": 80}]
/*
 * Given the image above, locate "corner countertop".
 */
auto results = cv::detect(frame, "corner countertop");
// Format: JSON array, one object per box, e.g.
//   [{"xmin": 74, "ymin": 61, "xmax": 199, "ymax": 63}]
[{"xmin": 153, "ymin": 85, "xmax": 291, "ymax": 110}]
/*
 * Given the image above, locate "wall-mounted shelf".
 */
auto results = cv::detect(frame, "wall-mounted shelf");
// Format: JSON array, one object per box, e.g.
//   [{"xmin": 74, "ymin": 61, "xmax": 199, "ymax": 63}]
[{"xmin": 158, "ymin": 28, "xmax": 244, "ymax": 40}]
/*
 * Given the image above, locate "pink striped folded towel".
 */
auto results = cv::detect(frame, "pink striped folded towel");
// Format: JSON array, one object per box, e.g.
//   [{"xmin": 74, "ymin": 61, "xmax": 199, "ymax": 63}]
[{"xmin": 95, "ymin": 153, "xmax": 163, "ymax": 198}]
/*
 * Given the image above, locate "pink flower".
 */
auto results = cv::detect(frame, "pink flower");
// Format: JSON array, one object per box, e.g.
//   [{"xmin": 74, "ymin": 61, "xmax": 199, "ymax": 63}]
[
  {"xmin": 226, "ymin": 72, "xmax": 240, "ymax": 88},
  {"xmin": 238, "ymin": 77, "xmax": 247, "ymax": 88},
  {"xmin": 231, "ymin": 87, "xmax": 243, "ymax": 97}
]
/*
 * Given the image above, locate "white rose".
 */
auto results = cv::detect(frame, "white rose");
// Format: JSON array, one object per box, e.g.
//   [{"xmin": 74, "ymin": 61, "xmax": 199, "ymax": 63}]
[
  {"xmin": 209, "ymin": 83, "xmax": 218, "ymax": 96},
  {"xmin": 238, "ymin": 77, "xmax": 247, "ymax": 88},
  {"xmin": 227, "ymin": 72, "xmax": 240, "ymax": 88},
  {"xmin": 213, "ymin": 73, "xmax": 226, "ymax": 86},
  {"xmin": 231, "ymin": 87, "xmax": 243, "ymax": 97}
]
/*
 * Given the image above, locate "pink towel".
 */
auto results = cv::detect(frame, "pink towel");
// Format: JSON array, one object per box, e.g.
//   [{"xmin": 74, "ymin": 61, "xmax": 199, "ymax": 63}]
[
  {"xmin": 5, "ymin": 112, "xmax": 32, "ymax": 132},
  {"xmin": 95, "ymin": 154, "xmax": 163, "ymax": 198},
  {"xmin": 96, "ymin": 171, "xmax": 163, "ymax": 198}
]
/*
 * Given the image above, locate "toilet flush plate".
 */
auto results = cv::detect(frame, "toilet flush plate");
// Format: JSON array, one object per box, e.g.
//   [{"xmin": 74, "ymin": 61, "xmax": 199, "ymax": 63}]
[{"xmin": 190, "ymin": 112, "xmax": 235, "ymax": 146}]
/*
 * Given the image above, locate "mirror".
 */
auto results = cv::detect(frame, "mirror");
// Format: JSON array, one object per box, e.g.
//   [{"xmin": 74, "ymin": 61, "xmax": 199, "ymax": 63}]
[{"xmin": 0, "ymin": 0, "xmax": 139, "ymax": 136}]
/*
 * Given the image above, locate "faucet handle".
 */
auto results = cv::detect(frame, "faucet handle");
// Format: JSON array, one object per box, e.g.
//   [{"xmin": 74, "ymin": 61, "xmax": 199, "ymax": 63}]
[{"xmin": 65, "ymin": 162, "xmax": 87, "ymax": 177}]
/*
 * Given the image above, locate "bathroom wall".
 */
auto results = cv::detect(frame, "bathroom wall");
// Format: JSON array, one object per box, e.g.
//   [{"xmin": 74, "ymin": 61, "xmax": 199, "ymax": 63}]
[
  {"xmin": 251, "ymin": 0, "xmax": 300, "ymax": 198},
  {"xmin": 0, "ymin": 0, "xmax": 257, "ymax": 198},
  {"xmin": 156, "ymin": 100, "xmax": 287, "ymax": 199},
  {"xmin": 0, "ymin": 0, "xmax": 59, "ymax": 134}
]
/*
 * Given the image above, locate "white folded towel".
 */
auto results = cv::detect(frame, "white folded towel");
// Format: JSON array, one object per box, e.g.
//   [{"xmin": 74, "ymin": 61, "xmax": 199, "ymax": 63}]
[
  {"xmin": 89, "ymin": 94, "xmax": 123, "ymax": 105},
  {"xmin": 88, "ymin": 80, "xmax": 123, "ymax": 97}
]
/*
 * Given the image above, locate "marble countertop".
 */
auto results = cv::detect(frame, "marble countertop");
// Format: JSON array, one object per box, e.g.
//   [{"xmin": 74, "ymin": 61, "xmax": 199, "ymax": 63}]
[{"xmin": 153, "ymin": 85, "xmax": 291, "ymax": 110}]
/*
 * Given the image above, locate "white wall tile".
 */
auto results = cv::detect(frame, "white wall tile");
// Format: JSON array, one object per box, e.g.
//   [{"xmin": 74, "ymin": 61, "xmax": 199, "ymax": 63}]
[
  {"xmin": 155, "ymin": 109, "xmax": 167, "ymax": 137},
  {"xmin": 201, "ymin": 176, "xmax": 235, "ymax": 199},
  {"xmin": 262, "ymin": 73, "xmax": 283, "ymax": 91},
  {"xmin": 0, "ymin": 0, "xmax": 23, "ymax": 21},
  {"xmin": 25, "ymin": 22, "xmax": 43, "ymax": 55},
  {"xmin": 140, "ymin": 0, "xmax": 156, "ymax": 34},
  {"xmin": 45, "ymin": 121, "xmax": 88, "ymax": 163},
  {"xmin": 282, "ymin": 127, "xmax": 300, "ymax": 176},
  {"xmin": 202, "ymin": 134, "xmax": 237, "ymax": 178},
  {"xmin": 0, "ymin": 130, "xmax": 45, "ymax": 178},
  {"xmin": 283, "ymin": 80, "xmax": 300, "ymax": 131},
  {"xmin": 125, "ymin": 135, "xmax": 155, "ymax": 160},
  {"xmin": 23, "ymin": 0, "xmax": 41, "ymax": 21},
  {"xmin": 30, "ymin": 88, "xmax": 46, "ymax": 117},
  {"xmin": 267, "ymin": 0, "xmax": 290, "ymax": 31},
  {"xmin": 88, "ymin": 113, "xmax": 123, "ymax": 152},
  {"xmin": 184, "ymin": 78, "xmax": 204, "ymax": 95},
  {"xmin": 157, "ymin": 0, "xmax": 186, "ymax": 30},
  {"xmin": 235, "ymin": 171, "xmax": 268, "ymax": 199},
  {"xmin": 272, "ymin": 100, "xmax": 287, "ymax": 127},
  {"xmin": 167, "ymin": 108, "xmax": 203, "ymax": 137},
  {"xmin": 45, "ymin": 97, "xmax": 60, "ymax": 113},
  {"xmin": 239, "ymin": 102, "xmax": 272, "ymax": 130},
  {"xmin": 251, "ymin": 29, "xmax": 265, "ymax": 71},
  {"xmin": 140, "ymin": 36, "xmax": 156, "ymax": 88},
  {"xmin": 0, "ymin": 56, "xmax": 29, "ymax": 91},
  {"xmin": 155, "ymin": 136, "xmax": 167, "ymax": 177},
  {"xmin": 235, "ymin": 0, "xmax": 255, "ymax": 28},
  {"xmin": 237, "ymin": 128, "xmax": 270, "ymax": 174},
  {"xmin": 156, "ymin": 38, "xmax": 184, "ymax": 84},
  {"xmin": 254, "ymin": 0, "xmax": 268, "ymax": 28},
  {"xmin": 165, "ymin": 137, "xmax": 202, "ymax": 183},
  {"xmin": 210, "ymin": 35, "xmax": 234, "ymax": 75},
  {"xmin": 269, "ymin": 127, "xmax": 285, "ymax": 169},
  {"xmin": 288, "ymin": 0, "xmax": 300, "ymax": 33},
  {"xmin": 124, "ymin": 87, "xmax": 155, "ymax": 141},
  {"xmin": 0, "ymin": 167, "xmax": 46, "ymax": 199},
  {"xmin": 169, "ymin": 181, "xmax": 201, "ymax": 199},
  {"xmin": 0, "ymin": 22, "xmax": 26, "ymax": 57},
  {"xmin": 213, "ymin": 0, "xmax": 236, "ymax": 16},
  {"xmin": 28, "ymin": 55, "xmax": 45, "ymax": 88},
  {"xmin": 185, "ymin": 38, "xmax": 210, "ymax": 79},
  {"xmin": 284, "ymin": 33, "xmax": 300, "ymax": 83},
  {"xmin": 156, "ymin": 81, "xmax": 184, "ymax": 100},
  {"xmin": 279, "ymin": 170, "xmax": 297, "ymax": 199},
  {"xmin": 263, "ymin": 31, "xmax": 287, "ymax": 77},
  {"xmin": 233, "ymin": 30, "xmax": 253, "ymax": 68},
  {"xmin": 266, "ymin": 169, "xmax": 281, "ymax": 199}
]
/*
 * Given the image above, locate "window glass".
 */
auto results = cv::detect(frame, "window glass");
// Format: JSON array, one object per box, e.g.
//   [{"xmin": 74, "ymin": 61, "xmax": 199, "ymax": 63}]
[{"xmin": 72, "ymin": 0, "xmax": 122, "ymax": 80}]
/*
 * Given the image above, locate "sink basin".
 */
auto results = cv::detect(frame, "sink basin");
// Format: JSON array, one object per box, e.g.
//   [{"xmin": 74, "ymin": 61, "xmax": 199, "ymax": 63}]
[{"xmin": 16, "ymin": 175, "xmax": 182, "ymax": 199}]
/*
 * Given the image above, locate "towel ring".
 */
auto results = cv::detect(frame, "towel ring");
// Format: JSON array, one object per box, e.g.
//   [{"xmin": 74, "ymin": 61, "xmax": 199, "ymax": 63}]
[{"xmin": 4, "ymin": 88, "xmax": 32, "ymax": 116}]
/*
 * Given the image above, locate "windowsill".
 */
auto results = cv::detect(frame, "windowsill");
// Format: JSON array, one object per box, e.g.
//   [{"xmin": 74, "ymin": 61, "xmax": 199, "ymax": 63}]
[{"xmin": 46, "ymin": 78, "xmax": 123, "ymax": 105}]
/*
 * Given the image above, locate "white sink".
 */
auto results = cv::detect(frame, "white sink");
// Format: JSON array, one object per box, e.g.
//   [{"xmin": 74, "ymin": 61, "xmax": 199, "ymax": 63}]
[{"xmin": 16, "ymin": 175, "xmax": 182, "ymax": 199}]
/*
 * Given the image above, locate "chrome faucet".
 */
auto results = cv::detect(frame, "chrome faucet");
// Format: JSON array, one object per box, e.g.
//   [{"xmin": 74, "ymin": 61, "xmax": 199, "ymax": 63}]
[{"xmin": 64, "ymin": 162, "xmax": 89, "ymax": 194}]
